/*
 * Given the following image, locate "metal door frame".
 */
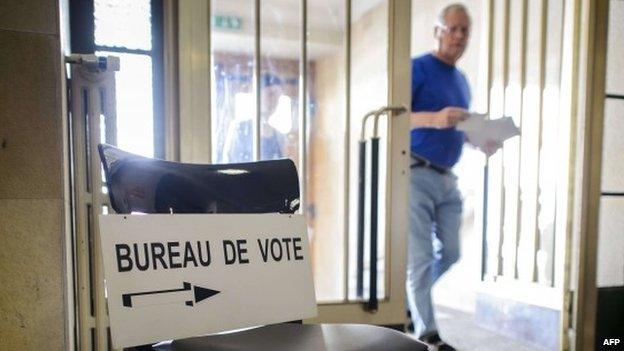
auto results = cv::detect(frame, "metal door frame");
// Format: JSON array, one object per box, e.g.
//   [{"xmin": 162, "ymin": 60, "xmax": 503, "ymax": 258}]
[{"xmin": 177, "ymin": 0, "xmax": 412, "ymax": 325}]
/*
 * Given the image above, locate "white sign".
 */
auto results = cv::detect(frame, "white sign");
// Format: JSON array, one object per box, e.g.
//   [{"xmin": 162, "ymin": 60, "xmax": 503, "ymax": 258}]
[{"xmin": 98, "ymin": 214, "xmax": 317, "ymax": 348}]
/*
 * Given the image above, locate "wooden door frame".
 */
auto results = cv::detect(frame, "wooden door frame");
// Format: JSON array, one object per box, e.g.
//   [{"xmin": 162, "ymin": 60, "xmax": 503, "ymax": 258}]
[{"xmin": 568, "ymin": 0, "xmax": 609, "ymax": 350}]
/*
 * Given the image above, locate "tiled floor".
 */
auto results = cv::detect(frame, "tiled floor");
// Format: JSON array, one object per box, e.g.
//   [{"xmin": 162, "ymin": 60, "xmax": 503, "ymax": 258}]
[{"xmin": 427, "ymin": 306, "xmax": 544, "ymax": 351}]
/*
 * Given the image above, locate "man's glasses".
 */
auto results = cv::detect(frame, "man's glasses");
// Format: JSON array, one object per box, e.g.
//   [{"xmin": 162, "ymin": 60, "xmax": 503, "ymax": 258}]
[{"xmin": 436, "ymin": 23, "xmax": 470, "ymax": 36}]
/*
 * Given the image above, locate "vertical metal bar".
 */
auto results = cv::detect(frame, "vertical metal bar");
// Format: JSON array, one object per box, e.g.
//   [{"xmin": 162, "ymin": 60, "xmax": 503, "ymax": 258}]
[
  {"xmin": 72, "ymin": 73, "xmax": 93, "ymax": 351},
  {"xmin": 88, "ymin": 85, "xmax": 108, "ymax": 351},
  {"xmin": 342, "ymin": 0, "xmax": 352, "ymax": 301},
  {"xmin": 206, "ymin": 0, "xmax": 212, "ymax": 163},
  {"xmin": 482, "ymin": 0, "xmax": 495, "ymax": 281},
  {"xmin": 512, "ymin": 0, "xmax": 528, "ymax": 280},
  {"xmin": 482, "ymin": 170, "xmax": 489, "ymax": 280},
  {"xmin": 152, "ymin": 0, "xmax": 166, "ymax": 160},
  {"xmin": 493, "ymin": 0, "xmax": 509, "ymax": 276},
  {"xmin": 383, "ymin": 1, "xmax": 391, "ymax": 304},
  {"xmin": 532, "ymin": 0, "xmax": 548, "ymax": 283},
  {"xmin": 253, "ymin": 0, "xmax": 261, "ymax": 161},
  {"xmin": 367, "ymin": 136, "xmax": 380, "ymax": 311},
  {"xmin": 356, "ymin": 140, "xmax": 366, "ymax": 297},
  {"xmin": 299, "ymin": 0, "xmax": 308, "ymax": 213},
  {"xmin": 496, "ymin": 0, "xmax": 510, "ymax": 278},
  {"xmin": 500, "ymin": 0, "xmax": 511, "ymax": 275},
  {"xmin": 163, "ymin": 0, "xmax": 180, "ymax": 161},
  {"xmin": 547, "ymin": 0, "xmax": 566, "ymax": 288},
  {"xmin": 557, "ymin": 0, "xmax": 581, "ymax": 346}
]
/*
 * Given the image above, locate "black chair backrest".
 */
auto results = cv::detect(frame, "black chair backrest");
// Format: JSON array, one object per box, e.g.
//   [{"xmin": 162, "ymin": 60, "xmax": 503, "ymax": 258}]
[{"xmin": 98, "ymin": 144, "xmax": 300, "ymax": 214}]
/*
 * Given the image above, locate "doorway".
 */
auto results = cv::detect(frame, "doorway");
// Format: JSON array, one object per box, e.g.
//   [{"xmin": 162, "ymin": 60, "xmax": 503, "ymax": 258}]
[
  {"xmin": 410, "ymin": 1, "xmax": 575, "ymax": 350},
  {"xmin": 178, "ymin": 0, "xmax": 412, "ymax": 326}
]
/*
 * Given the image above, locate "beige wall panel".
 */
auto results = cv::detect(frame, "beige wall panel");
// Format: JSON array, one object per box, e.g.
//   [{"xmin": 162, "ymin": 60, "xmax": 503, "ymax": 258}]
[
  {"xmin": 601, "ymin": 98, "xmax": 624, "ymax": 192},
  {"xmin": 0, "ymin": 30, "xmax": 62, "ymax": 199},
  {"xmin": 597, "ymin": 197, "xmax": 624, "ymax": 287},
  {"xmin": 0, "ymin": 0, "xmax": 59, "ymax": 35},
  {"xmin": 0, "ymin": 199, "xmax": 64, "ymax": 350},
  {"xmin": 606, "ymin": 0, "xmax": 624, "ymax": 95}
]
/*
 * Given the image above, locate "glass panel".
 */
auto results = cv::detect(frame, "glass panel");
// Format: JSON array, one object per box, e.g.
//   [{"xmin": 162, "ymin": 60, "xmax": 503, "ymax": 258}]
[
  {"xmin": 348, "ymin": 0, "xmax": 388, "ymax": 301},
  {"xmin": 307, "ymin": 0, "xmax": 347, "ymax": 302},
  {"xmin": 97, "ymin": 51, "xmax": 154, "ymax": 157},
  {"xmin": 536, "ymin": 0, "xmax": 564, "ymax": 286},
  {"xmin": 260, "ymin": 0, "xmax": 302, "ymax": 164},
  {"xmin": 94, "ymin": 0, "xmax": 152, "ymax": 50},
  {"xmin": 517, "ymin": 0, "xmax": 543, "ymax": 282},
  {"xmin": 501, "ymin": 0, "xmax": 524, "ymax": 279},
  {"xmin": 211, "ymin": 0, "xmax": 255, "ymax": 163},
  {"xmin": 485, "ymin": 0, "xmax": 507, "ymax": 280}
]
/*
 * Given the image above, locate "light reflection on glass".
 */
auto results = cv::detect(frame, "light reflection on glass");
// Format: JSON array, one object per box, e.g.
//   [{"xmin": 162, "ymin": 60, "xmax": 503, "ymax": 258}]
[
  {"xmin": 517, "ymin": 85, "xmax": 540, "ymax": 281},
  {"xmin": 96, "ymin": 51, "xmax": 154, "ymax": 157},
  {"xmin": 485, "ymin": 84, "xmax": 505, "ymax": 278},
  {"xmin": 211, "ymin": 0, "xmax": 255, "ymax": 164},
  {"xmin": 536, "ymin": 85, "xmax": 559, "ymax": 285},
  {"xmin": 307, "ymin": 0, "xmax": 347, "ymax": 302},
  {"xmin": 536, "ymin": 0, "xmax": 564, "ymax": 287},
  {"xmin": 501, "ymin": 83, "xmax": 521, "ymax": 278},
  {"xmin": 260, "ymin": 0, "xmax": 301, "ymax": 164},
  {"xmin": 94, "ymin": 0, "xmax": 152, "ymax": 50}
]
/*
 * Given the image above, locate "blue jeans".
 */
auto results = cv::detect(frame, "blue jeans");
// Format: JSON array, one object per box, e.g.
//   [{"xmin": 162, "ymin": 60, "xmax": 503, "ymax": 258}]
[{"xmin": 406, "ymin": 166, "xmax": 462, "ymax": 337}]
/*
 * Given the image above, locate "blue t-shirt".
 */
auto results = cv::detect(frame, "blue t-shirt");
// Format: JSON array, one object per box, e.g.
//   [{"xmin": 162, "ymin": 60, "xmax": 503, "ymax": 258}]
[{"xmin": 410, "ymin": 53, "xmax": 471, "ymax": 168}]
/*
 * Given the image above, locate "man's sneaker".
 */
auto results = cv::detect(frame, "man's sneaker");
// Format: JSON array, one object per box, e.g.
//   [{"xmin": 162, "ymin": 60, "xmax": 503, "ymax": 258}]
[
  {"xmin": 418, "ymin": 331, "xmax": 442, "ymax": 344},
  {"xmin": 418, "ymin": 331, "xmax": 456, "ymax": 351}
]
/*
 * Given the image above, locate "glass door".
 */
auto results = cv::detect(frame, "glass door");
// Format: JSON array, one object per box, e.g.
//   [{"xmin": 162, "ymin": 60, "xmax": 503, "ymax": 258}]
[
  {"xmin": 178, "ymin": 0, "xmax": 411, "ymax": 326},
  {"xmin": 311, "ymin": 0, "xmax": 411, "ymax": 324}
]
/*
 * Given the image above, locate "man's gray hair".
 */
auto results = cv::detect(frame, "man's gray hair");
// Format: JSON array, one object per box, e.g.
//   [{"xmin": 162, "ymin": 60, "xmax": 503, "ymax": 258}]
[{"xmin": 436, "ymin": 3, "xmax": 471, "ymax": 27}]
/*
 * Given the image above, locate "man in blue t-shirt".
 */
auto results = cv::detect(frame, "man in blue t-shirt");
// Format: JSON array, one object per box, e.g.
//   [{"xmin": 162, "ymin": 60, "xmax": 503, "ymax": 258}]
[{"xmin": 406, "ymin": 4, "xmax": 499, "ymax": 350}]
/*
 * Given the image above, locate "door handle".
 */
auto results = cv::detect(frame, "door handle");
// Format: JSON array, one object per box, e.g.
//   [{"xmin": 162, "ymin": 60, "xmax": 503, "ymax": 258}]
[{"xmin": 356, "ymin": 106, "xmax": 406, "ymax": 312}]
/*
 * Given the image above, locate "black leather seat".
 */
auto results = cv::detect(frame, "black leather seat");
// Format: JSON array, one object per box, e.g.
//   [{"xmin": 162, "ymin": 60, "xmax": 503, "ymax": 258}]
[
  {"xmin": 169, "ymin": 324, "xmax": 423, "ymax": 351},
  {"xmin": 98, "ymin": 144, "xmax": 426, "ymax": 351}
]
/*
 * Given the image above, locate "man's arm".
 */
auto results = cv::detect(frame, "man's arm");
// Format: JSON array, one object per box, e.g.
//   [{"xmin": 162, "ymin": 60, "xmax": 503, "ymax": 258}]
[{"xmin": 410, "ymin": 106, "xmax": 469, "ymax": 129}]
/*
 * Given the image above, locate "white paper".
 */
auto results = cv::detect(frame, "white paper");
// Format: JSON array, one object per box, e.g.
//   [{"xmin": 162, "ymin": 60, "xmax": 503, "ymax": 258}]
[
  {"xmin": 99, "ymin": 214, "xmax": 317, "ymax": 348},
  {"xmin": 457, "ymin": 113, "xmax": 520, "ymax": 150}
]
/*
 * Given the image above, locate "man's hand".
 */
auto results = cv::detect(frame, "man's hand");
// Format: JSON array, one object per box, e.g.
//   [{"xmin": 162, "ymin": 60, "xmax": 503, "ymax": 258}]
[
  {"xmin": 479, "ymin": 139, "xmax": 502, "ymax": 157},
  {"xmin": 434, "ymin": 107, "xmax": 469, "ymax": 128}
]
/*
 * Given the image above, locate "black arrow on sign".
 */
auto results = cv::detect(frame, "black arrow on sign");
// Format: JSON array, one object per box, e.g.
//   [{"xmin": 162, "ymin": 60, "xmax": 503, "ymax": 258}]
[{"xmin": 122, "ymin": 282, "xmax": 220, "ymax": 308}]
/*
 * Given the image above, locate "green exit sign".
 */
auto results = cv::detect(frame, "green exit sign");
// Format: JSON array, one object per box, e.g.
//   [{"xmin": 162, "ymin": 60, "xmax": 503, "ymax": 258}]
[{"xmin": 213, "ymin": 15, "xmax": 243, "ymax": 31}]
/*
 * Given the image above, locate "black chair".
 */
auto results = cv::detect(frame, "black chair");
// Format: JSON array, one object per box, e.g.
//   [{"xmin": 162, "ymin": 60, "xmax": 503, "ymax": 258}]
[{"xmin": 98, "ymin": 144, "xmax": 426, "ymax": 351}]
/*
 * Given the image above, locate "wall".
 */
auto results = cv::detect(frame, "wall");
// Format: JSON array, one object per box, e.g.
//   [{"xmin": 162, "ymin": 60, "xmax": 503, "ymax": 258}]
[
  {"xmin": 596, "ymin": 0, "xmax": 624, "ymax": 344},
  {"xmin": 0, "ymin": 0, "xmax": 68, "ymax": 349}
]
